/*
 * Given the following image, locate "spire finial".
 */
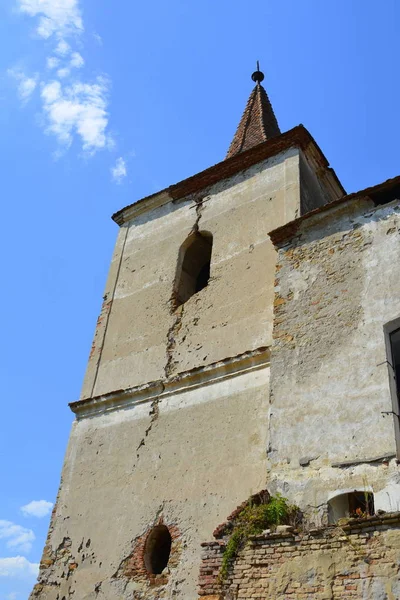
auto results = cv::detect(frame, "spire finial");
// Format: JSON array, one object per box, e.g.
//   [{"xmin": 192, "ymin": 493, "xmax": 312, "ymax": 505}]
[
  {"xmin": 251, "ymin": 61, "xmax": 264, "ymax": 84},
  {"xmin": 225, "ymin": 62, "xmax": 280, "ymax": 159}
]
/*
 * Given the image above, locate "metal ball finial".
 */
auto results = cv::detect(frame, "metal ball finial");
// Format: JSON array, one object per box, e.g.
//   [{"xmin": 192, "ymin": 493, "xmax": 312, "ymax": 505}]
[{"xmin": 251, "ymin": 60, "xmax": 264, "ymax": 83}]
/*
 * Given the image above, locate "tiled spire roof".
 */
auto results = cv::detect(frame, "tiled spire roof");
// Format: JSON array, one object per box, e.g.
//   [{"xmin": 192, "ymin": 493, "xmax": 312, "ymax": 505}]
[{"xmin": 226, "ymin": 67, "xmax": 281, "ymax": 159}]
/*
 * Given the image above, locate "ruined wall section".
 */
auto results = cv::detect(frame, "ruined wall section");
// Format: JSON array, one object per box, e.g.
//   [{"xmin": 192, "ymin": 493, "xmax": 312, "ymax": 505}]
[
  {"xmin": 81, "ymin": 148, "xmax": 305, "ymax": 400},
  {"xmin": 268, "ymin": 198, "xmax": 400, "ymax": 521},
  {"xmin": 198, "ymin": 514, "xmax": 400, "ymax": 600},
  {"xmin": 31, "ymin": 367, "xmax": 269, "ymax": 600}
]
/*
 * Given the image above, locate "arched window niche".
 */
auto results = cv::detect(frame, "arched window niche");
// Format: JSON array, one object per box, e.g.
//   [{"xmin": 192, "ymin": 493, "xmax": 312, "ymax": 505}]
[
  {"xmin": 144, "ymin": 524, "xmax": 172, "ymax": 575},
  {"xmin": 327, "ymin": 490, "xmax": 374, "ymax": 524},
  {"xmin": 173, "ymin": 231, "xmax": 213, "ymax": 308}
]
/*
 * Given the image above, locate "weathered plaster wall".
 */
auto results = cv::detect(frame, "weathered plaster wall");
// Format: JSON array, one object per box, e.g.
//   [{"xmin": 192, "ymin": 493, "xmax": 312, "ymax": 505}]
[
  {"xmin": 81, "ymin": 147, "xmax": 321, "ymax": 400},
  {"xmin": 31, "ymin": 367, "xmax": 269, "ymax": 600},
  {"xmin": 32, "ymin": 141, "xmax": 339, "ymax": 600},
  {"xmin": 269, "ymin": 197, "xmax": 400, "ymax": 522},
  {"xmin": 198, "ymin": 514, "xmax": 400, "ymax": 600}
]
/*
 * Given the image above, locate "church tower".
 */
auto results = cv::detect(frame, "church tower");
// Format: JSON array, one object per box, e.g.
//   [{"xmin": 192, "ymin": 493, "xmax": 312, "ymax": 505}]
[{"xmin": 30, "ymin": 68, "xmax": 343, "ymax": 600}]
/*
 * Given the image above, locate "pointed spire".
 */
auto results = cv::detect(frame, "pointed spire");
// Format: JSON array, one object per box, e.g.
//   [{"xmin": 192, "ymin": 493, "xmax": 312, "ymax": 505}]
[{"xmin": 226, "ymin": 63, "xmax": 281, "ymax": 159}]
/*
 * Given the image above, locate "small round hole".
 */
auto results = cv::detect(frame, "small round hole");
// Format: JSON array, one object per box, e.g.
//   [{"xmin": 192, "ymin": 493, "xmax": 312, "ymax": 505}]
[{"xmin": 144, "ymin": 525, "xmax": 172, "ymax": 575}]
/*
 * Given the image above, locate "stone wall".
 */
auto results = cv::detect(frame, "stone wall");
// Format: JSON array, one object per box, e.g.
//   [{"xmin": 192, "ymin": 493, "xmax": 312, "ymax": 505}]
[
  {"xmin": 267, "ymin": 196, "xmax": 400, "ymax": 521},
  {"xmin": 29, "ymin": 134, "xmax": 340, "ymax": 600},
  {"xmin": 198, "ymin": 514, "xmax": 400, "ymax": 599}
]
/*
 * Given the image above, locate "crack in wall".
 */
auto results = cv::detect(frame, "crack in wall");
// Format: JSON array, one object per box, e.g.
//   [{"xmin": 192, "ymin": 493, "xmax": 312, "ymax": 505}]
[
  {"xmin": 135, "ymin": 394, "xmax": 162, "ymax": 458},
  {"xmin": 192, "ymin": 196, "xmax": 206, "ymax": 233},
  {"xmin": 135, "ymin": 193, "xmax": 210, "ymax": 460},
  {"xmin": 134, "ymin": 195, "xmax": 207, "ymax": 469},
  {"xmin": 165, "ymin": 305, "xmax": 184, "ymax": 379}
]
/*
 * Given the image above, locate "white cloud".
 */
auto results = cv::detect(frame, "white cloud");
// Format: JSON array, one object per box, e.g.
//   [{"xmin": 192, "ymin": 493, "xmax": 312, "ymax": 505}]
[
  {"xmin": 12, "ymin": 0, "xmax": 114, "ymax": 158},
  {"xmin": 46, "ymin": 56, "xmax": 60, "ymax": 69},
  {"xmin": 111, "ymin": 157, "xmax": 127, "ymax": 184},
  {"xmin": 21, "ymin": 500, "xmax": 53, "ymax": 519},
  {"xmin": 55, "ymin": 39, "xmax": 71, "ymax": 56},
  {"xmin": 56, "ymin": 67, "xmax": 70, "ymax": 79},
  {"xmin": 18, "ymin": 0, "xmax": 83, "ymax": 39},
  {"xmin": 7, "ymin": 69, "xmax": 38, "ymax": 102},
  {"xmin": 0, "ymin": 521, "xmax": 35, "ymax": 554},
  {"xmin": 0, "ymin": 556, "xmax": 39, "ymax": 579},
  {"xmin": 70, "ymin": 51, "xmax": 84, "ymax": 68},
  {"xmin": 18, "ymin": 77, "xmax": 38, "ymax": 101},
  {"xmin": 41, "ymin": 80, "xmax": 61, "ymax": 103},
  {"xmin": 7, "ymin": 593, "xmax": 18, "ymax": 599},
  {"xmin": 41, "ymin": 77, "xmax": 111, "ymax": 153},
  {"xmin": 49, "ymin": 51, "xmax": 83, "ymax": 80},
  {"xmin": 92, "ymin": 32, "xmax": 102, "ymax": 45}
]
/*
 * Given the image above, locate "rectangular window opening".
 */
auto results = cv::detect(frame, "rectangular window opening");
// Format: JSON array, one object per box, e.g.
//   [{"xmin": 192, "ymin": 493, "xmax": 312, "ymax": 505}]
[
  {"xmin": 385, "ymin": 322, "xmax": 400, "ymax": 457},
  {"xmin": 390, "ymin": 328, "xmax": 400, "ymax": 404}
]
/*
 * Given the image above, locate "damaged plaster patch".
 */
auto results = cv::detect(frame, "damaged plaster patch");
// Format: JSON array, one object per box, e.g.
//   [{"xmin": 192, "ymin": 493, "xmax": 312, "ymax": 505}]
[
  {"xmin": 31, "ymin": 537, "xmax": 77, "ymax": 597},
  {"xmin": 267, "ymin": 205, "xmax": 400, "ymax": 507},
  {"xmin": 30, "ymin": 493, "xmax": 101, "ymax": 600},
  {"xmin": 273, "ymin": 225, "xmax": 371, "ymax": 382}
]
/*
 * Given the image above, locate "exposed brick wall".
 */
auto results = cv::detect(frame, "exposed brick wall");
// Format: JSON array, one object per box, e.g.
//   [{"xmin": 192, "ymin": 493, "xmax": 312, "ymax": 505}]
[{"xmin": 198, "ymin": 513, "xmax": 400, "ymax": 599}]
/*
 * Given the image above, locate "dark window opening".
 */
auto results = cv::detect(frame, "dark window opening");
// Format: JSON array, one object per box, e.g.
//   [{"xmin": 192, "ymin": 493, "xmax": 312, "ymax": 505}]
[
  {"xmin": 328, "ymin": 491, "xmax": 374, "ymax": 524},
  {"xmin": 389, "ymin": 328, "xmax": 400, "ymax": 411},
  {"xmin": 348, "ymin": 491, "xmax": 374, "ymax": 517},
  {"xmin": 195, "ymin": 261, "xmax": 211, "ymax": 293},
  {"xmin": 144, "ymin": 525, "xmax": 172, "ymax": 575},
  {"xmin": 174, "ymin": 231, "xmax": 213, "ymax": 307},
  {"xmin": 370, "ymin": 183, "xmax": 400, "ymax": 207},
  {"xmin": 386, "ymin": 322, "xmax": 400, "ymax": 457}
]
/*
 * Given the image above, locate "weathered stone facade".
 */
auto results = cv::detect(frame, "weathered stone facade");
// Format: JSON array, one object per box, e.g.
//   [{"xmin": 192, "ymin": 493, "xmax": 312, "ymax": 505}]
[
  {"xmin": 198, "ymin": 514, "xmax": 400, "ymax": 599},
  {"xmin": 30, "ymin": 71, "xmax": 400, "ymax": 599},
  {"xmin": 267, "ymin": 192, "xmax": 400, "ymax": 524},
  {"xmin": 30, "ymin": 127, "xmax": 343, "ymax": 600}
]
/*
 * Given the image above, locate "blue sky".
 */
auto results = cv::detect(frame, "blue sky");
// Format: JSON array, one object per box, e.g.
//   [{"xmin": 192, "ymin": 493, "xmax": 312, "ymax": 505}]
[{"xmin": 1, "ymin": 0, "xmax": 400, "ymax": 597}]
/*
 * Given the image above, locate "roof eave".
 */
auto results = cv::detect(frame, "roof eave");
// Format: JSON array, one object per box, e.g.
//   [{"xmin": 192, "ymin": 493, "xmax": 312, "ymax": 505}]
[
  {"xmin": 112, "ymin": 125, "xmax": 345, "ymax": 226},
  {"xmin": 269, "ymin": 174, "xmax": 400, "ymax": 247}
]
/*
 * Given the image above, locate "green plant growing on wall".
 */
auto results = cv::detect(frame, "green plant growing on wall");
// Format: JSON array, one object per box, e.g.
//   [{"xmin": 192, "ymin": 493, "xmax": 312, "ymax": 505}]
[
  {"xmin": 265, "ymin": 493, "xmax": 290, "ymax": 526},
  {"xmin": 219, "ymin": 493, "xmax": 299, "ymax": 581}
]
